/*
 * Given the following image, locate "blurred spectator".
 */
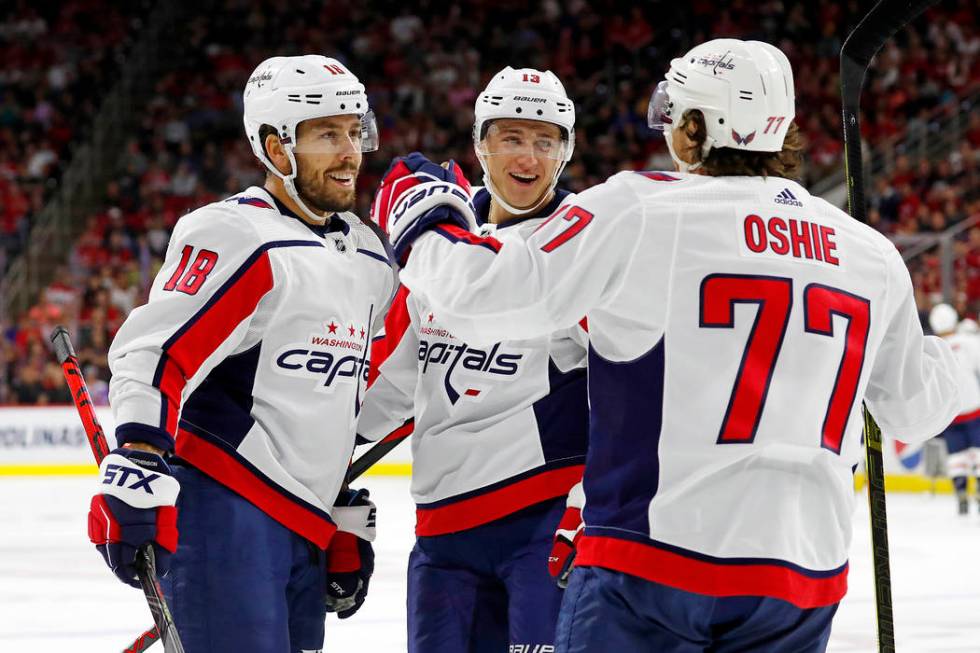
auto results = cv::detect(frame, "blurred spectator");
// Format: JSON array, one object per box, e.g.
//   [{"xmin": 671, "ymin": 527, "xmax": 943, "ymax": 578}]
[{"xmin": 1, "ymin": 0, "xmax": 978, "ymax": 403}]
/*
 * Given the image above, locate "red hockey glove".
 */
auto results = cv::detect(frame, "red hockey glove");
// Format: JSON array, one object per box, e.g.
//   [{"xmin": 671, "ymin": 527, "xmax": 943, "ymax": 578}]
[
  {"xmin": 370, "ymin": 152, "xmax": 476, "ymax": 263},
  {"xmin": 325, "ymin": 488, "xmax": 376, "ymax": 619},
  {"xmin": 88, "ymin": 448, "xmax": 180, "ymax": 588},
  {"xmin": 549, "ymin": 482, "xmax": 584, "ymax": 589}
]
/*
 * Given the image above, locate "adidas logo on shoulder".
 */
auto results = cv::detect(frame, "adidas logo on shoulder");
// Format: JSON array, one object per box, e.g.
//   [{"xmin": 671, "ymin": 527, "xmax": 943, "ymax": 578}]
[{"xmin": 774, "ymin": 188, "xmax": 803, "ymax": 207}]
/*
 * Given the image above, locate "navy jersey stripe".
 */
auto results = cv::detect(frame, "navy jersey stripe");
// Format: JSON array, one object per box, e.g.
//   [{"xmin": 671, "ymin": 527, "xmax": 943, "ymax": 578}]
[{"xmin": 583, "ymin": 338, "xmax": 666, "ymax": 536}]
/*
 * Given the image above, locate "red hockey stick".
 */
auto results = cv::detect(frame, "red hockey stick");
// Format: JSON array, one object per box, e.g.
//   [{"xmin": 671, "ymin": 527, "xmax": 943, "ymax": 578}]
[{"xmin": 51, "ymin": 326, "xmax": 185, "ymax": 653}]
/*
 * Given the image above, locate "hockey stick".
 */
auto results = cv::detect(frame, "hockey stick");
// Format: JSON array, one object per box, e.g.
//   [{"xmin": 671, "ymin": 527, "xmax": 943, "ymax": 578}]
[
  {"xmin": 840, "ymin": 1, "xmax": 940, "ymax": 651},
  {"xmin": 348, "ymin": 420, "xmax": 414, "ymax": 481},
  {"xmin": 51, "ymin": 327, "xmax": 185, "ymax": 653}
]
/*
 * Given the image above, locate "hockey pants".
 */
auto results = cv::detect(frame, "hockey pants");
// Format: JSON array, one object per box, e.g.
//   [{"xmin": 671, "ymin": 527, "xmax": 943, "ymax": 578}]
[
  {"xmin": 556, "ymin": 566, "xmax": 837, "ymax": 652},
  {"xmin": 408, "ymin": 498, "xmax": 565, "ymax": 653},
  {"xmin": 160, "ymin": 463, "xmax": 328, "ymax": 653}
]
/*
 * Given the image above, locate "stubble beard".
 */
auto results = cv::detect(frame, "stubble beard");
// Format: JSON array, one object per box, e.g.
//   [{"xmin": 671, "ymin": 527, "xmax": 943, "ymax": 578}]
[{"xmin": 296, "ymin": 165, "xmax": 357, "ymax": 214}]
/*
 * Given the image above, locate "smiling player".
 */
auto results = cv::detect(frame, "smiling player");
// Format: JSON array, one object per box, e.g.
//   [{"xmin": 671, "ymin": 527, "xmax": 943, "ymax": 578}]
[
  {"xmin": 359, "ymin": 67, "xmax": 588, "ymax": 652},
  {"xmin": 90, "ymin": 55, "xmax": 396, "ymax": 652}
]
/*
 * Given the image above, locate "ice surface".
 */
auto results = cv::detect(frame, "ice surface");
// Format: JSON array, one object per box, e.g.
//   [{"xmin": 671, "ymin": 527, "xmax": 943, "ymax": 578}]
[{"xmin": 1, "ymin": 476, "xmax": 976, "ymax": 652}]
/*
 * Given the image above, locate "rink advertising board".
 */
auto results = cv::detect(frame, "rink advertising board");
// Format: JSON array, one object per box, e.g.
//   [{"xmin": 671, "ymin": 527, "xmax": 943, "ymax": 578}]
[
  {"xmin": 0, "ymin": 406, "xmax": 412, "ymax": 476},
  {"xmin": 0, "ymin": 407, "xmax": 949, "ymax": 490}
]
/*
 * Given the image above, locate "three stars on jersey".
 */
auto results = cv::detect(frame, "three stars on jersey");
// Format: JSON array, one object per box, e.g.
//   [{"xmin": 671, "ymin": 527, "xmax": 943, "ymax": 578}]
[{"xmin": 274, "ymin": 318, "xmax": 371, "ymax": 392}]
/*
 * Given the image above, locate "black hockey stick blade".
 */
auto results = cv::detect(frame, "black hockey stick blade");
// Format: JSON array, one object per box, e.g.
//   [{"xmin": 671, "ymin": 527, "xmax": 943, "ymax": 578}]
[
  {"xmin": 51, "ymin": 325, "xmax": 76, "ymax": 364},
  {"xmin": 136, "ymin": 546, "xmax": 185, "ymax": 653}
]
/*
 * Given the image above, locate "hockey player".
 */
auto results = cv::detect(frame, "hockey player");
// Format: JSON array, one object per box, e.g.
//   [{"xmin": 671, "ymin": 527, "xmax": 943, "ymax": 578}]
[
  {"xmin": 359, "ymin": 67, "xmax": 589, "ymax": 652},
  {"xmin": 89, "ymin": 55, "xmax": 395, "ymax": 652},
  {"xmin": 958, "ymin": 316, "xmax": 979, "ymax": 337},
  {"xmin": 374, "ymin": 39, "xmax": 960, "ymax": 651},
  {"xmin": 929, "ymin": 303, "xmax": 980, "ymax": 514}
]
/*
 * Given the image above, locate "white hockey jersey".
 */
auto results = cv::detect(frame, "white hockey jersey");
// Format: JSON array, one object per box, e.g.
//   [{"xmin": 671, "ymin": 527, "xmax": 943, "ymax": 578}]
[
  {"xmin": 945, "ymin": 332, "xmax": 980, "ymax": 423},
  {"xmin": 400, "ymin": 171, "xmax": 960, "ymax": 608},
  {"xmin": 358, "ymin": 188, "xmax": 589, "ymax": 536},
  {"xmin": 108, "ymin": 187, "xmax": 396, "ymax": 547}
]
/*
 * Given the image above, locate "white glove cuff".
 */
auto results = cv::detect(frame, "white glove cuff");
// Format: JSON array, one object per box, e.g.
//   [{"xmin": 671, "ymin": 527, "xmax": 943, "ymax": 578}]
[
  {"xmin": 566, "ymin": 481, "xmax": 585, "ymax": 511},
  {"xmin": 332, "ymin": 503, "xmax": 377, "ymax": 542},
  {"xmin": 97, "ymin": 453, "xmax": 180, "ymax": 509}
]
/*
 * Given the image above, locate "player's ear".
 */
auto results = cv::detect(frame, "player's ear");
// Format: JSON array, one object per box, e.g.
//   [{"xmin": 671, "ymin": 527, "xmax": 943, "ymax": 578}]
[{"xmin": 264, "ymin": 132, "xmax": 292, "ymax": 176}]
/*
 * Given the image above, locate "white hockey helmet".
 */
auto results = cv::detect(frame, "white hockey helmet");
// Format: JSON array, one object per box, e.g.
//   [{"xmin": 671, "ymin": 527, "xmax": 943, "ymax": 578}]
[
  {"xmin": 929, "ymin": 303, "xmax": 959, "ymax": 335},
  {"xmin": 958, "ymin": 317, "xmax": 979, "ymax": 335},
  {"xmin": 243, "ymin": 55, "xmax": 378, "ymax": 222},
  {"xmin": 473, "ymin": 66, "xmax": 576, "ymax": 216},
  {"xmin": 648, "ymin": 39, "xmax": 795, "ymax": 172}
]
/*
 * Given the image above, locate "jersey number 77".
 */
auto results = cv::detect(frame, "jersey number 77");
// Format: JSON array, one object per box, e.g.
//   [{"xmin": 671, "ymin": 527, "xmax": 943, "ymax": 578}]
[{"xmin": 699, "ymin": 273, "xmax": 870, "ymax": 454}]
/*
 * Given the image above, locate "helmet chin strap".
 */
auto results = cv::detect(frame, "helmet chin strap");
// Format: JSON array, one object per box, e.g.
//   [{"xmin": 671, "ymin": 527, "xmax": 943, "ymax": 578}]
[
  {"xmin": 259, "ymin": 144, "xmax": 331, "ymax": 225},
  {"xmin": 282, "ymin": 147, "xmax": 330, "ymax": 225},
  {"xmin": 478, "ymin": 153, "xmax": 567, "ymax": 218},
  {"xmin": 664, "ymin": 125, "xmax": 716, "ymax": 174}
]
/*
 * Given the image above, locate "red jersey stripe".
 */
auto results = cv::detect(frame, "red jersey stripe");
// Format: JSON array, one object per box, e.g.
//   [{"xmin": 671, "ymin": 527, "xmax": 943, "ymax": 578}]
[
  {"xmin": 953, "ymin": 407, "xmax": 980, "ymax": 424},
  {"xmin": 433, "ymin": 224, "xmax": 503, "ymax": 252},
  {"xmin": 177, "ymin": 428, "xmax": 338, "ymax": 548},
  {"xmin": 368, "ymin": 284, "xmax": 412, "ymax": 386},
  {"xmin": 575, "ymin": 535, "xmax": 848, "ymax": 609},
  {"xmin": 154, "ymin": 252, "xmax": 274, "ymax": 435},
  {"xmin": 415, "ymin": 464, "xmax": 583, "ymax": 536},
  {"xmin": 381, "ymin": 419, "xmax": 414, "ymax": 445}
]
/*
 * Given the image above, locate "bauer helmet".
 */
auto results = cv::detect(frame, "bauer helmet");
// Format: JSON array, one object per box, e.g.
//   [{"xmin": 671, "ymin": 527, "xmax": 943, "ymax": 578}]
[
  {"xmin": 958, "ymin": 317, "xmax": 979, "ymax": 335},
  {"xmin": 648, "ymin": 39, "xmax": 795, "ymax": 172},
  {"xmin": 929, "ymin": 303, "xmax": 959, "ymax": 335},
  {"xmin": 473, "ymin": 67, "xmax": 576, "ymax": 216},
  {"xmin": 243, "ymin": 55, "xmax": 378, "ymax": 222}
]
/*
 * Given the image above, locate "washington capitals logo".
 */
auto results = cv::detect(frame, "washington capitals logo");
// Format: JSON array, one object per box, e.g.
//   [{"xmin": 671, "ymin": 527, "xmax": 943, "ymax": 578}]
[
  {"xmin": 272, "ymin": 319, "xmax": 369, "ymax": 392},
  {"xmin": 418, "ymin": 316, "xmax": 524, "ymax": 404},
  {"xmin": 696, "ymin": 50, "xmax": 736, "ymax": 75},
  {"xmin": 731, "ymin": 129, "xmax": 756, "ymax": 146}
]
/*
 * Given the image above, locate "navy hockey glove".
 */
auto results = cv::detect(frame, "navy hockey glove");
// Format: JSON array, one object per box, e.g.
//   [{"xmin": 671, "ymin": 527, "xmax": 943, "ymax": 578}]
[
  {"xmin": 549, "ymin": 482, "xmax": 584, "ymax": 589},
  {"xmin": 88, "ymin": 448, "xmax": 179, "ymax": 588},
  {"xmin": 325, "ymin": 488, "xmax": 376, "ymax": 619},
  {"xmin": 370, "ymin": 152, "xmax": 477, "ymax": 263}
]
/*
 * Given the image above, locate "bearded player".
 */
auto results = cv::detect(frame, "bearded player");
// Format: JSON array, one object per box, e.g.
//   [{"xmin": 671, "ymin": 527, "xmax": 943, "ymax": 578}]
[{"xmin": 90, "ymin": 55, "xmax": 395, "ymax": 652}]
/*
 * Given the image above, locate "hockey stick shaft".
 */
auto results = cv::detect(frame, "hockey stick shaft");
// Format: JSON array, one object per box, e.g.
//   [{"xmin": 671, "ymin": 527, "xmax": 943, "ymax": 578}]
[
  {"xmin": 840, "ymin": 2, "xmax": 940, "ymax": 651},
  {"xmin": 51, "ymin": 326, "xmax": 185, "ymax": 653},
  {"xmin": 348, "ymin": 420, "xmax": 414, "ymax": 482},
  {"xmin": 862, "ymin": 404, "xmax": 894, "ymax": 652}
]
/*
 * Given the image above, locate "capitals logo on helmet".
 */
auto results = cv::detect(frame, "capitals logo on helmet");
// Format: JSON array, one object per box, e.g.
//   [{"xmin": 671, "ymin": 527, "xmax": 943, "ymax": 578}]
[{"xmin": 648, "ymin": 39, "xmax": 795, "ymax": 172}]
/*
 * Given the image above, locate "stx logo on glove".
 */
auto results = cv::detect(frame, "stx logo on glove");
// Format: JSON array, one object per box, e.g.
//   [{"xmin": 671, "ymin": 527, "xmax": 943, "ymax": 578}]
[
  {"xmin": 390, "ymin": 183, "xmax": 475, "ymax": 225},
  {"xmin": 102, "ymin": 464, "xmax": 162, "ymax": 494}
]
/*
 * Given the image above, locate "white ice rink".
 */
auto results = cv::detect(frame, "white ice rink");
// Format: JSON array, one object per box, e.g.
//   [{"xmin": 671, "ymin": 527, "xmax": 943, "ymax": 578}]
[{"xmin": 1, "ymin": 475, "xmax": 977, "ymax": 652}]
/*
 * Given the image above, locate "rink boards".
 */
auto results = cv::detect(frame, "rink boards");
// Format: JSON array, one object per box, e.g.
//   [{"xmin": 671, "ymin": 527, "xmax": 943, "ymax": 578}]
[{"xmin": 0, "ymin": 406, "xmax": 952, "ymax": 491}]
